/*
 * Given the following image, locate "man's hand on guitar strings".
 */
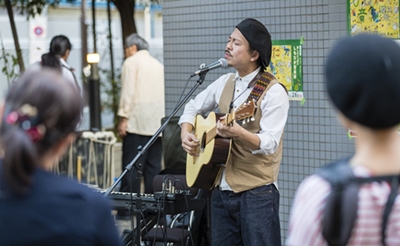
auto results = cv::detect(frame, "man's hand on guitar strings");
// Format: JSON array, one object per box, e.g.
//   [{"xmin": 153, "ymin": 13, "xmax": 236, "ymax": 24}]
[{"xmin": 181, "ymin": 132, "xmax": 200, "ymax": 156}]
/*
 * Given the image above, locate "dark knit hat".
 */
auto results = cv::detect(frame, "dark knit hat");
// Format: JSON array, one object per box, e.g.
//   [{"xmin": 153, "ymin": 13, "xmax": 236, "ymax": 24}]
[
  {"xmin": 326, "ymin": 34, "xmax": 400, "ymax": 129},
  {"xmin": 236, "ymin": 18, "xmax": 272, "ymax": 69}
]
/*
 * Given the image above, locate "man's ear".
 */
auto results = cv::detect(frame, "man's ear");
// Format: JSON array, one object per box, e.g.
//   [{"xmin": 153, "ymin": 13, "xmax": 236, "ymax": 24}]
[{"xmin": 250, "ymin": 50, "xmax": 260, "ymax": 62}]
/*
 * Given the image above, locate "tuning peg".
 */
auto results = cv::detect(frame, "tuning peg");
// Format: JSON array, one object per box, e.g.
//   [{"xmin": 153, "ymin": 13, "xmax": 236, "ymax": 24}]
[
  {"xmin": 242, "ymin": 120, "xmax": 246, "ymax": 125},
  {"xmin": 251, "ymin": 116, "xmax": 255, "ymax": 121}
]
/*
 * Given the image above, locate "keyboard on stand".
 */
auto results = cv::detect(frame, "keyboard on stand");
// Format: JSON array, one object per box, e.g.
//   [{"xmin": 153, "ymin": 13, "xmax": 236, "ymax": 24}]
[{"xmin": 101, "ymin": 191, "xmax": 205, "ymax": 214}]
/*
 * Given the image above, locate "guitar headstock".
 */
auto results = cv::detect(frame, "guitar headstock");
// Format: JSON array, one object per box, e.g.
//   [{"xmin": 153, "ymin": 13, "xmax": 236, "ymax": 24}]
[
  {"xmin": 234, "ymin": 100, "xmax": 256, "ymax": 122},
  {"xmin": 223, "ymin": 100, "xmax": 256, "ymax": 126}
]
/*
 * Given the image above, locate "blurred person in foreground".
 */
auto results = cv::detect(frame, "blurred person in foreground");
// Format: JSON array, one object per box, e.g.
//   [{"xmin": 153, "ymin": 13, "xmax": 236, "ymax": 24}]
[
  {"xmin": 117, "ymin": 33, "xmax": 164, "ymax": 214},
  {"xmin": 287, "ymin": 34, "xmax": 400, "ymax": 245},
  {"xmin": 0, "ymin": 70, "xmax": 120, "ymax": 246}
]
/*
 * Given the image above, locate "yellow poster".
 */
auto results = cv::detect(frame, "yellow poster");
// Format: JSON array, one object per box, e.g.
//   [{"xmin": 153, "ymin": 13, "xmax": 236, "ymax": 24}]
[
  {"xmin": 267, "ymin": 45, "xmax": 292, "ymax": 90},
  {"xmin": 348, "ymin": 0, "xmax": 400, "ymax": 38}
]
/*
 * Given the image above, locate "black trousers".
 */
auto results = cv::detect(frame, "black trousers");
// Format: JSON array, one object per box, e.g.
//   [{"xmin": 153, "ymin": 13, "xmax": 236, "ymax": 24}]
[{"xmin": 120, "ymin": 133, "xmax": 162, "ymax": 194}]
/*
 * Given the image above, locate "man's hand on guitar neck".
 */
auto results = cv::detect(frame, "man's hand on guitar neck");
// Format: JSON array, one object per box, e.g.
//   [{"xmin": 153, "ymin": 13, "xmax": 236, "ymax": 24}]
[
  {"xmin": 217, "ymin": 116, "xmax": 261, "ymax": 151},
  {"xmin": 216, "ymin": 116, "xmax": 241, "ymax": 139},
  {"xmin": 181, "ymin": 122, "xmax": 200, "ymax": 156}
]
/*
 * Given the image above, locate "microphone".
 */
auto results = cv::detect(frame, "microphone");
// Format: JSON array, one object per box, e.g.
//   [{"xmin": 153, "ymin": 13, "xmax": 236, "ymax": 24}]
[{"xmin": 190, "ymin": 58, "xmax": 228, "ymax": 77}]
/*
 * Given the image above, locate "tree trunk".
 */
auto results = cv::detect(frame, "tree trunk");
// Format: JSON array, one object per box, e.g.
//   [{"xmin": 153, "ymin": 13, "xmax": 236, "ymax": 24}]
[
  {"xmin": 112, "ymin": 0, "xmax": 136, "ymax": 48},
  {"xmin": 107, "ymin": 0, "xmax": 118, "ymax": 130},
  {"xmin": 5, "ymin": 0, "xmax": 25, "ymax": 72}
]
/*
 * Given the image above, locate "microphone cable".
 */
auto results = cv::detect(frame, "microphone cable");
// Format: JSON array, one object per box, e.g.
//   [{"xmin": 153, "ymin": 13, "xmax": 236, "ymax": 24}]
[
  {"xmin": 152, "ymin": 174, "xmax": 175, "ymax": 246},
  {"xmin": 129, "ymin": 167, "xmax": 136, "ymax": 245},
  {"xmin": 173, "ymin": 75, "xmax": 192, "ymax": 113},
  {"xmin": 173, "ymin": 178, "xmax": 195, "ymax": 246},
  {"xmin": 229, "ymin": 73, "xmax": 260, "ymax": 113}
]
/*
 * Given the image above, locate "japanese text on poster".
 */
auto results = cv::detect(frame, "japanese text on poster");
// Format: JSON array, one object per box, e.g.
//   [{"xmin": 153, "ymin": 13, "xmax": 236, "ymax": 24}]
[
  {"xmin": 348, "ymin": 0, "xmax": 400, "ymax": 38},
  {"xmin": 266, "ymin": 39, "xmax": 303, "ymax": 101}
]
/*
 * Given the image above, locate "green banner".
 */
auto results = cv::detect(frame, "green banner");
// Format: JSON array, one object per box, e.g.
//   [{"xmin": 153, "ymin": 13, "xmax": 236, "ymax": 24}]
[{"xmin": 266, "ymin": 39, "xmax": 303, "ymax": 101}]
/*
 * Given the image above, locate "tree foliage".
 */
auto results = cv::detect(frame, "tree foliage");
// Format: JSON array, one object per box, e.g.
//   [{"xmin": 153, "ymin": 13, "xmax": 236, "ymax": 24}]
[
  {"xmin": 0, "ymin": 0, "xmax": 76, "ymax": 18},
  {"xmin": 111, "ymin": 0, "xmax": 161, "ymax": 46}
]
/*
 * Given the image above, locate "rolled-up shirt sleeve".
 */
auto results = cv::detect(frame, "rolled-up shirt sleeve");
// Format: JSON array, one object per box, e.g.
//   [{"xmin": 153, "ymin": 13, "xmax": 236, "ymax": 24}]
[{"xmin": 251, "ymin": 84, "xmax": 289, "ymax": 155}]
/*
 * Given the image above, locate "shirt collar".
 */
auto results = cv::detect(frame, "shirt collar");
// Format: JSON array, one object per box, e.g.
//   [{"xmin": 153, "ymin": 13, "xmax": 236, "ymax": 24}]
[
  {"xmin": 234, "ymin": 66, "xmax": 261, "ymax": 84},
  {"xmin": 59, "ymin": 58, "xmax": 70, "ymax": 68}
]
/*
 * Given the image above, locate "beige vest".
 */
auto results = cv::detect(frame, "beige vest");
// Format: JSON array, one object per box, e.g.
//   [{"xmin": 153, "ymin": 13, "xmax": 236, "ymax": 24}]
[{"xmin": 217, "ymin": 73, "xmax": 285, "ymax": 193}]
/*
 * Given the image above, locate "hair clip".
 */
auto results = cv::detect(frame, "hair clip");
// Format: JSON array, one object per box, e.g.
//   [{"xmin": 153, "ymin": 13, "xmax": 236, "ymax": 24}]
[{"xmin": 5, "ymin": 104, "xmax": 46, "ymax": 143}]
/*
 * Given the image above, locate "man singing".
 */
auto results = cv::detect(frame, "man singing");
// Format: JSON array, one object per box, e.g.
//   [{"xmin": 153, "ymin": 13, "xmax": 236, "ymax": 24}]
[{"xmin": 179, "ymin": 18, "xmax": 290, "ymax": 245}]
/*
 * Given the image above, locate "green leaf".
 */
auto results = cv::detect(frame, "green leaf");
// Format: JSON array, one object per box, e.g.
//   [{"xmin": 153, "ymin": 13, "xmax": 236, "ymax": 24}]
[
  {"xmin": 300, "ymin": 97, "xmax": 306, "ymax": 106},
  {"xmin": 347, "ymin": 131, "xmax": 352, "ymax": 140}
]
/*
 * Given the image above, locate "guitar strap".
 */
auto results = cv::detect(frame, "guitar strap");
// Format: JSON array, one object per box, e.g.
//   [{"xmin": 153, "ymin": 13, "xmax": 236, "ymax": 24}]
[
  {"xmin": 245, "ymin": 71, "xmax": 277, "ymax": 103},
  {"xmin": 228, "ymin": 71, "xmax": 273, "ymax": 113}
]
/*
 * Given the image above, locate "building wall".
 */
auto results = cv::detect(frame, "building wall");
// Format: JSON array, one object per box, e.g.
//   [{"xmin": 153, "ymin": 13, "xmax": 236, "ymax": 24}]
[{"xmin": 162, "ymin": 0, "xmax": 355, "ymax": 242}]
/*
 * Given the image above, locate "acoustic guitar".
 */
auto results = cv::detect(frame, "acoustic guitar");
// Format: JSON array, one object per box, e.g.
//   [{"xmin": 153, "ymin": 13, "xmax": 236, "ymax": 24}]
[{"xmin": 186, "ymin": 100, "xmax": 256, "ymax": 189}]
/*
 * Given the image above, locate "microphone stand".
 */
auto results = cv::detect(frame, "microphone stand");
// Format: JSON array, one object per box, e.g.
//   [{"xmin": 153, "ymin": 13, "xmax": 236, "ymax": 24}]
[{"xmin": 104, "ymin": 71, "xmax": 208, "ymax": 246}]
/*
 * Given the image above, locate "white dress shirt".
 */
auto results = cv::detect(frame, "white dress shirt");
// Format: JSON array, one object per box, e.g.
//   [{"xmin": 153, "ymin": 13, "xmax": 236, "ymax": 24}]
[
  {"xmin": 26, "ymin": 58, "xmax": 79, "ymax": 91},
  {"xmin": 179, "ymin": 67, "xmax": 290, "ymax": 191},
  {"xmin": 59, "ymin": 58, "xmax": 79, "ymax": 90},
  {"xmin": 118, "ymin": 50, "xmax": 165, "ymax": 136}
]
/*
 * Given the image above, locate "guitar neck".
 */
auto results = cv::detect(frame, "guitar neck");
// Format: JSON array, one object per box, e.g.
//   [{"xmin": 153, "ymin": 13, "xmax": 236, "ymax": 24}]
[
  {"xmin": 206, "ymin": 126, "xmax": 218, "ymax": 145},
  {"xmin": 205, "ymin": 113, "xmax": 235, "ymax": 145}
]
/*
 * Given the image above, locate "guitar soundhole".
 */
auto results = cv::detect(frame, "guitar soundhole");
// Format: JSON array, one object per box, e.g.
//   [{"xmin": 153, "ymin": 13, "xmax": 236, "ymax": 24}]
[{"xmin": 201, "ymin": 133, "xmax": 207, "ymax": 152}]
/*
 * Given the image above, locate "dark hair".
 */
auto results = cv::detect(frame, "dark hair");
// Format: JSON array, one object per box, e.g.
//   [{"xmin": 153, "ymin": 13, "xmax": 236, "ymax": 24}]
[
  {"xmin": 0, "ymin": 69, "xmax": 83, "ymax": 194},
  {"xmin": 41, "ymin": 35, "xmax": 72, "ymax": 71}
]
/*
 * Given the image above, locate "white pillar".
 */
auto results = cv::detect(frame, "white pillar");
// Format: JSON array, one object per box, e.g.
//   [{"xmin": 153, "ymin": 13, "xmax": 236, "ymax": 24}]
[
  {"xmin": 29, "ymin": 6, "xmax": 48, "ymax": 65},
  {"xmin": 144, "ymin": 4, "xmax": 151, "ymax": 42}
]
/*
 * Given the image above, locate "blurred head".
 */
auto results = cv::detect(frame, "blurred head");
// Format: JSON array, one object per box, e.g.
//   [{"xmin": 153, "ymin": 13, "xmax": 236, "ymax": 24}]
[
  {"xmin": 124, "ymin": 33, "xmax": 148, "ymax": 58},
  {"xmin": 325, "ymin": 34, "xmax": 400, "ymax": 130},
  {"xmin": 41, "ymin": 35, "xmax": 72, "ymax": 70},
  {"xmin": 0, "ymin": 69, "xmax": 83, "ymax": 194}
]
